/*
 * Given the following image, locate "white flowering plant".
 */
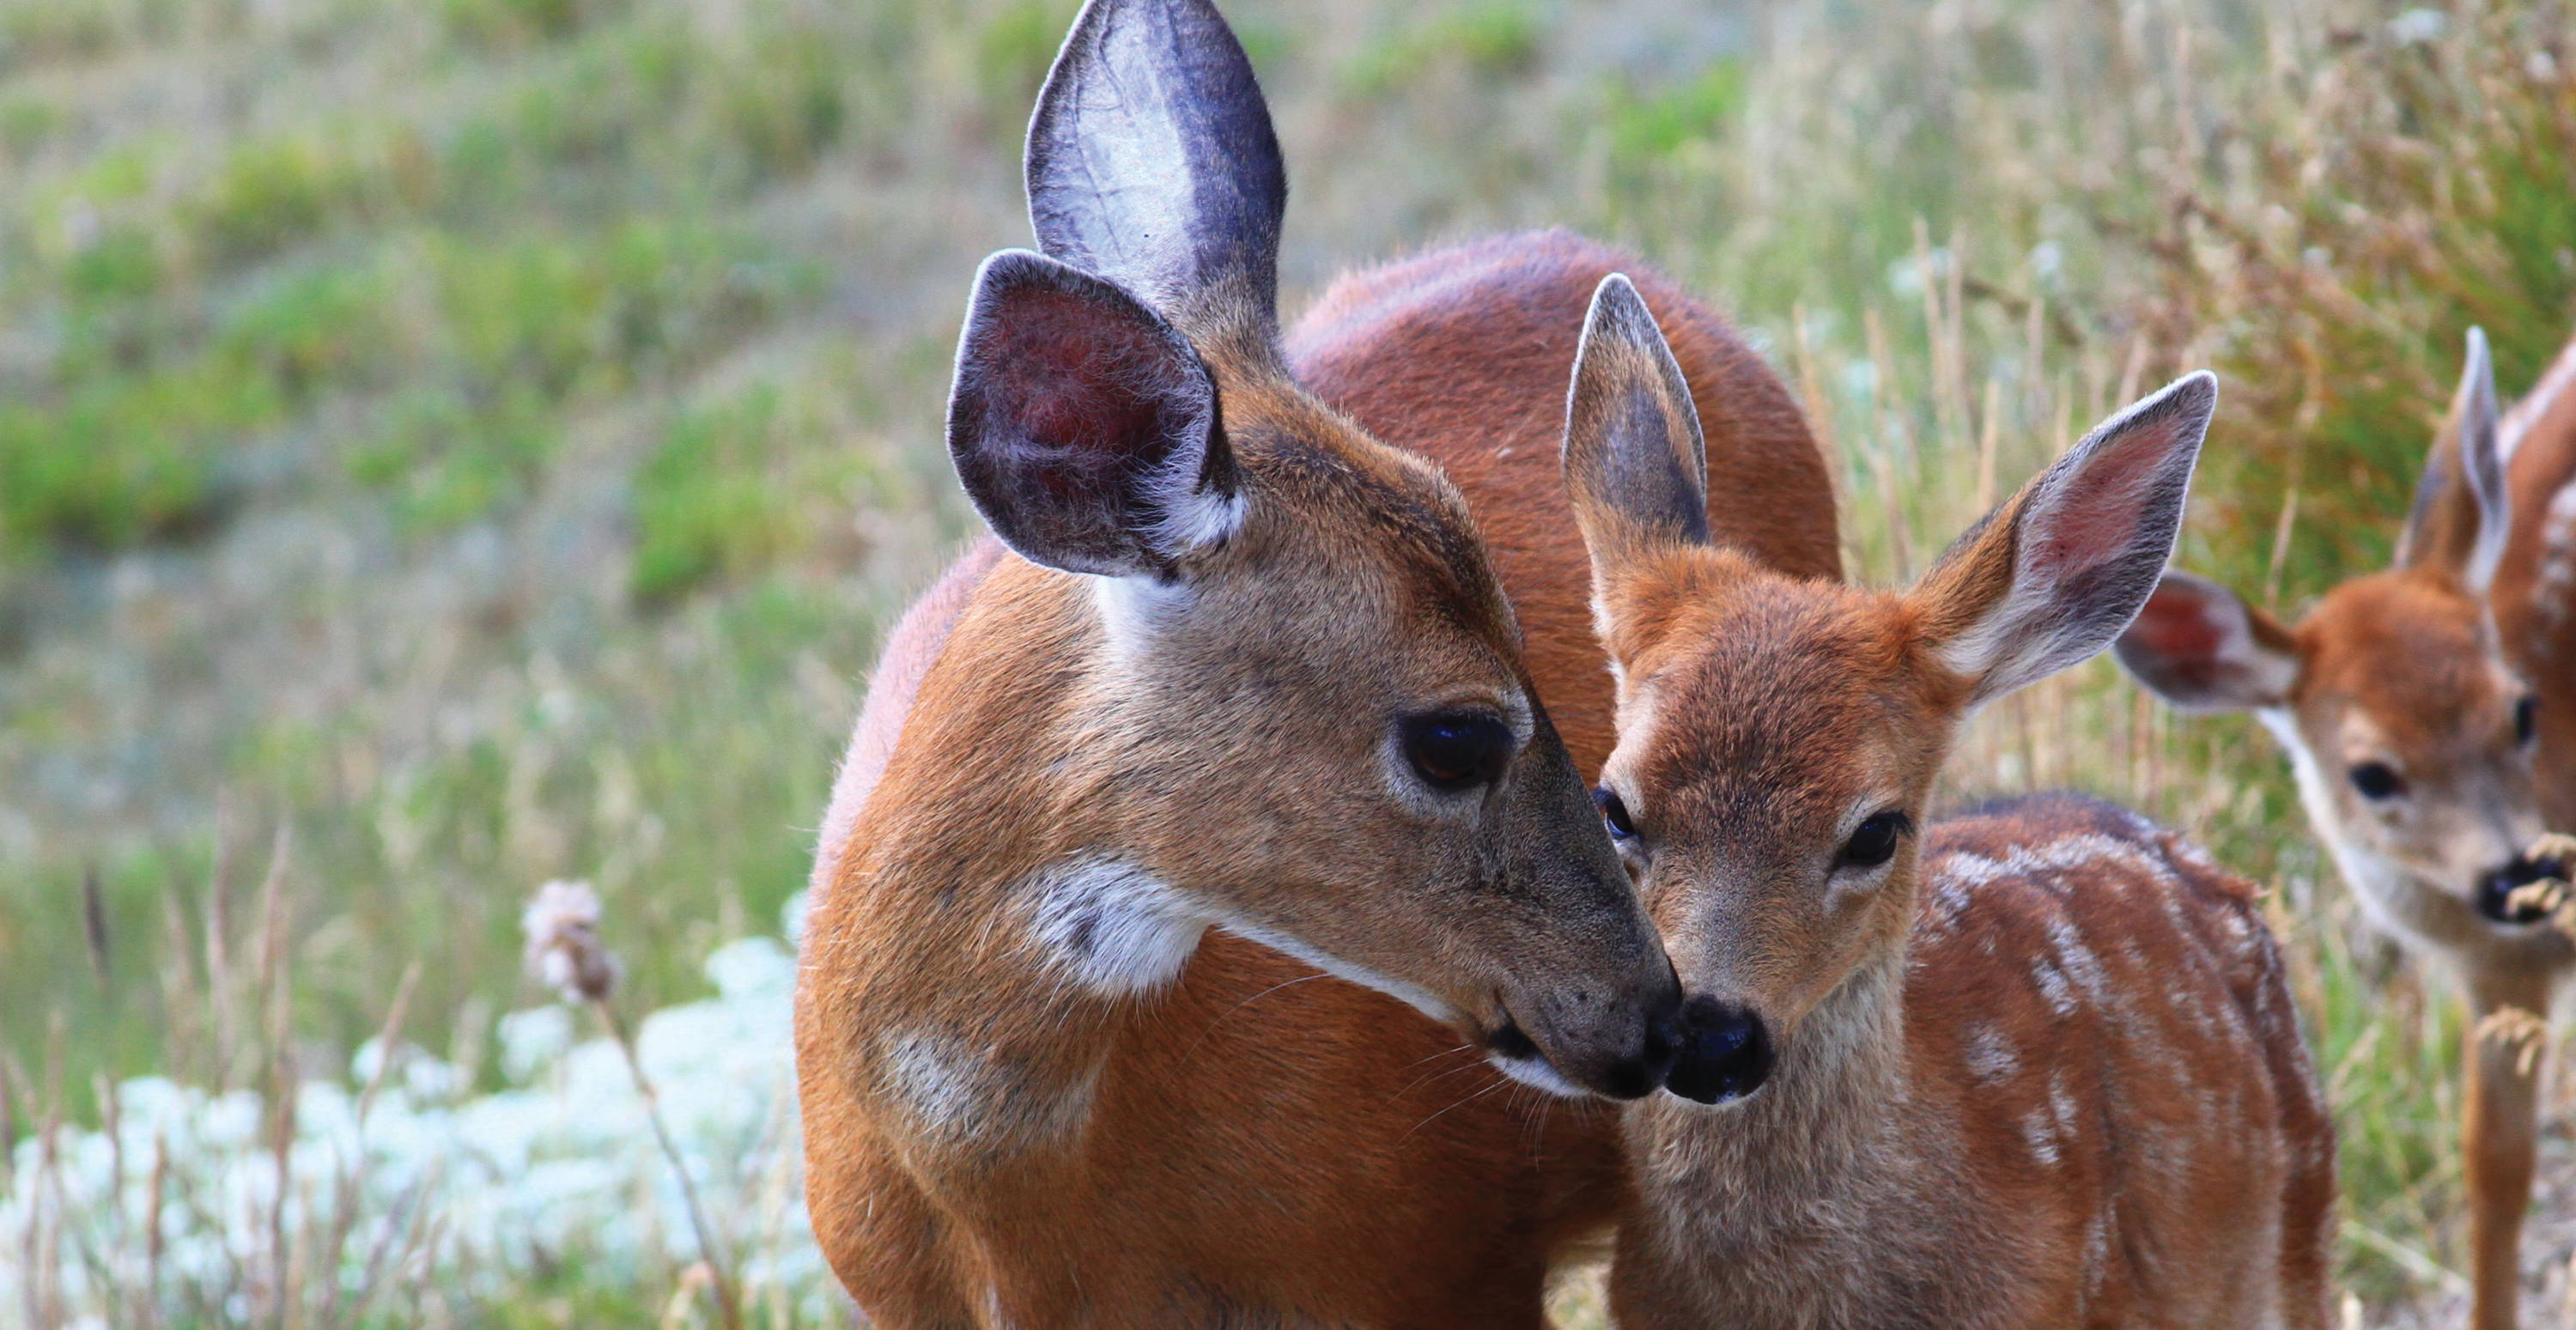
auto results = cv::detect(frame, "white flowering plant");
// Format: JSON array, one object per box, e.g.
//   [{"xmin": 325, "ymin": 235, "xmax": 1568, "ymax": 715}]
[{"xmin": 1, "ymin": 896, "xmax": 844, "ymax": 1328}]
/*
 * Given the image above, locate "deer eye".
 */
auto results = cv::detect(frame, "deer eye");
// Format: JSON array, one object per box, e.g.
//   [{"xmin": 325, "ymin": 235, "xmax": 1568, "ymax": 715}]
[
  {"xmin": 1839, "ymin": 811, "xmax": 1911, "ymax": 870},
  {"xmin": 2515, "ymin": 695, "xmax": 2537, "ymax": 747},
  {"xmin": 2348, "ymin": 762, "xmax": 2405, "ymax": 800},
  {"xmin": 1400, "ymin": 713, "xmax": 1513, "ymax": 792},
  {"xmin": 1595, "ymin": 788, "xmax": 1639, "ymax": 840}
]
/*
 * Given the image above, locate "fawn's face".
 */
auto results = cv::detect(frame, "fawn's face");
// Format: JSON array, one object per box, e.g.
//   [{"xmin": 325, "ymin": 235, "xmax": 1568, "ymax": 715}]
[
  {"xmin": 1558, "ymin": 275, "xmax": 2215, "ymax": 1103},
  {"xmin": 2273, "ymin": 574, "xmax": 2549, "ymax": 928},
  {"xmin": 2120, "ymin": 331, "xmax": 2567, "ymax": 952},
  {"xmin": 1590, "ymin": 570, "xmax": 1963, "ymax": 1099},
  {"xmin": 932, "ymin": 0, "xmax": 1677, "ymax": 1099}
]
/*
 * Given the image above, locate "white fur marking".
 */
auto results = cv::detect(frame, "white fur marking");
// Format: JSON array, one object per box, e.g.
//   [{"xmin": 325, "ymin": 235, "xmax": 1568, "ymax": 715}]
[
  {"xmin": 1215, "ymin": 913, "xmax": 1460, "ymax": 1025},
  {"xmin": 2535, "ymin": 479, "xmax": 2576, "ymax": 645},
  {"xmin": 878, "ymin": 1029, "xmax": 1100, "ymax": 1149},
  {"xmin": 2020, "ymin": 1105, "xmax": 2063, "ymax": 1165},
  {"xmin": 1025, "ymin": 858, "xmax": 1209, "ymax": 996},
  {"xmin": 1492, "ymin": 1053, "xmax": 1589, "ymax": 1098},
  {"xmin": 1964, "ymin": 1023, "xmax": 2022, "ymax": 1084},
  {"xmin": 2031, "ymin": 955, "xmax": 2080, "ymax": 1016},
  {"xmin": 881, "ymin": 1030, "xmax": 984, "ymax": 1139},
  {"xmin": 2046, "ymin": 915, "xmax": 2114, "ymax": 1005},
  {"xmin": 1145, "ymin": 483, "xmax": 1246, "ymax": 555},
  {"xmin": 1091, "ymin": 574, "xmax": 1198, "ymax": 666}
]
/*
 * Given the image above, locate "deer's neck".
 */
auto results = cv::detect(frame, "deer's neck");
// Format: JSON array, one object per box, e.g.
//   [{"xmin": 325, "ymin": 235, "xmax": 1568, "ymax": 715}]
[
  {"xmin": 1625, "ymin": 951, "xmax": 1975, "ymax": 1315},
  {"xmin": 809, "ymin": 568, "xmax": 1215, "ymax": 1167},
  {"xmin": 1637, "ymin": 952, "xmax": 1920, "ymax": 1191}
]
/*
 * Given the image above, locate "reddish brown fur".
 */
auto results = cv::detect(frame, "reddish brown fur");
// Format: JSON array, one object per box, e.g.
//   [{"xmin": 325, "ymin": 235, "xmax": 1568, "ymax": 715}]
[
  {"xmin": 798, "ymin": 235, "xmax": 1835, "ymax": 1326},
  {"xmin": 1899, "ymin": 799, "xmax": 2339, "ymax": 1324},
  {"xmin": 2119, "ymin": 331, "xmax": 2576, "ymax": 1330},
  {"xmin": 2495, "ymin": 336, "xmax": 2576, "ymax": 835},
  {"xmin": 1290, "ymin": 230, "xmax": 1841, "ymax": 769},
  {"xmin": 1551, "ymin": 336, "xmax": 2330, "ymax": 1325},
  {"xmin": 1595, "ymin": 558, "xmax": 2336, "ymax": 1330}
]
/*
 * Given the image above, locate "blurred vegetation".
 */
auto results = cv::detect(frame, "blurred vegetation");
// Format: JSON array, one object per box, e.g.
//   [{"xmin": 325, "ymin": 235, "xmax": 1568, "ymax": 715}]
[{"xmin": 2, "ymin": 0, "xmax": 2572, "ymax": 1322}]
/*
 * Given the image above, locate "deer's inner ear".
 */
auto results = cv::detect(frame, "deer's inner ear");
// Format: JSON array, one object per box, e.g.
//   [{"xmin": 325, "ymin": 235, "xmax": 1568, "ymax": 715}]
[{"xmin": 947, "ymin": 251, "xmax": 1239, "ymax": 580}]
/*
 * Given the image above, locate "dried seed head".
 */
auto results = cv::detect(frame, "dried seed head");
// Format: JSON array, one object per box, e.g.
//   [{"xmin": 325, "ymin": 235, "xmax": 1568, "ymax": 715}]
[
  {"xmin": 522, "ymin": 879, "xmax": 620, "ymax": 1003},
  {"xmin": 2473, "ymin": 1005, "xmax": 2549, "ymax": 1078}
]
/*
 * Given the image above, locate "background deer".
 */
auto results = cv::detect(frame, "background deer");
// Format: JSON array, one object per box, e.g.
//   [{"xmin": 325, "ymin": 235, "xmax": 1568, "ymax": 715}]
[
  {"xmin": 793, "ymin": 0, "xmax": 1856, "ymax": 1323},
  {"xmin": 1558, "ymin": 276, "xmax": 2336, "ymax": 1327},
  {"xmin": 2117, "ymin": 327, "xmax": 2576, "ymax": 1329}
]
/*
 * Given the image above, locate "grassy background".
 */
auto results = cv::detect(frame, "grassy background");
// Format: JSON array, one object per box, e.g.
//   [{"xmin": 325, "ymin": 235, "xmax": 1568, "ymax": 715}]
[{"xmin": 3, "ymin": 0, "xmax": 2573, "ymax": 1323}]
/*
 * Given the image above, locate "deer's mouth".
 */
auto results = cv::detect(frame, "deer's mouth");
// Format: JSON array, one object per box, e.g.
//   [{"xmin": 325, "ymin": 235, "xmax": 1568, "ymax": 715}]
[
  {"xmin": 1479, "ymin": 1017, "xmax": 1587, "ymax": 1097},
  {"xmin": 2472, "ymin": 841, "xmax": 2571, "ymax": 926}
]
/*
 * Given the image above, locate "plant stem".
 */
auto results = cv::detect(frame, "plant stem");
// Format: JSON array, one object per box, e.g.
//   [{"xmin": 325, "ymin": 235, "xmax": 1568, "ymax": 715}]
[{"xmin": 592, "ymin": 999, "xmax": 744, "ymax": 1330}]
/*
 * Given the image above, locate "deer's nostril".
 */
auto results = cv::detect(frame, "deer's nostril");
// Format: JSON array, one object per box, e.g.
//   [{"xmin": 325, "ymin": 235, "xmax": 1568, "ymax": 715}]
[
  {"xmin": 1665, "ymin": 997, "xmax": 1773, "ymax": 1105},
  {"xmin": 2473, "ymin": 855, "xmax": 2560, "ymax": 925}
]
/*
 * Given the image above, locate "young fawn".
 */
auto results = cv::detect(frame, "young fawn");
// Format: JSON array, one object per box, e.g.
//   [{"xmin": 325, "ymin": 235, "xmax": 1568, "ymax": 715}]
[
  {"xmin": 1558, "ymin": 277, "xmax": 2337, "ymax": 1327},
  {"xmin": 2118, "ymin": 328, "xmax": 2576, "ymax": 1330},
  {"xmin": 793, "ymin": 2, "xmax": 1740, "ymax": 1323}
]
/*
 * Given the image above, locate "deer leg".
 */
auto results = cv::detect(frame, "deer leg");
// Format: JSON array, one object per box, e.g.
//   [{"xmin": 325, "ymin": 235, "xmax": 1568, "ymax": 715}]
[{"xmin": 2463, "ymin": 970, "xmax": 2551, "ymax": 1330}]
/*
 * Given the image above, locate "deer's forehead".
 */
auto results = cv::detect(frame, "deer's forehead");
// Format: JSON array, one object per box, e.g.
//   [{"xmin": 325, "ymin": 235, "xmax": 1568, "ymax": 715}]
[
  {"xmin": 2299, "ymin": 576, "xmax": 2515, "ymax": 743},
  {"xmin": 1238, "ymin": 425, "xmax": 1518, "ymax": 644},
  {"xmin": 1625, "ymin": 592, "xmax": 1931, "ymax": 811}
]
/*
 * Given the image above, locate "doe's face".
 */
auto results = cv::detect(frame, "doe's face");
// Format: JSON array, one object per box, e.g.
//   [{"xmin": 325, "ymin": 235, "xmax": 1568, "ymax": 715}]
[{"xmin": 1104, "ymin": 393, "xmax": 1677, "ymax": 1099}]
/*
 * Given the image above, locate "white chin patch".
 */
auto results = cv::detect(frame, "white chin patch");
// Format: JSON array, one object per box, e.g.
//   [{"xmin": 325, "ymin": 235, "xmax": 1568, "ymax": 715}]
[{"xmin": 1490, "ymin": 1052, "xmax": 1590, "ymax": 1099}]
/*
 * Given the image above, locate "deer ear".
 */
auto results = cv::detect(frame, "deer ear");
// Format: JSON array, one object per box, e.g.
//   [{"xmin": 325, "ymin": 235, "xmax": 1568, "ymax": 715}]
[
  {"xmin": 946, "ymin": 250, "xmax": 1241, "ymax": 580},
  {"xmin": 2114, "ymin": 572, "xmax": 2300, "ymax": 711},
  {"xmin": 2397, "ymin": 326, "xmax": 2509, "ymax": 592},
  {"xmin": 1913, "ymin": 372, "xmax": 2216, "ymax": 709},
  {"xmin": 1561, "ymin": 275, "xmax": 1711, "ymax": 592},
  {"xmin": 1026, "ymin": 0, "xmax": 1286, "ymax": 355}
]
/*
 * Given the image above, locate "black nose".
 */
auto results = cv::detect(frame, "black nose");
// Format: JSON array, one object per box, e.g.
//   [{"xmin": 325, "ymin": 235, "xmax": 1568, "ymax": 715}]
[
  {"xmin": 1665, "ymin": 995, "xmax": 1773, "ymax": 1104},
  {"xmin": 2475, "ymin": 854, "xmax": 2564, "ymax": 925}
]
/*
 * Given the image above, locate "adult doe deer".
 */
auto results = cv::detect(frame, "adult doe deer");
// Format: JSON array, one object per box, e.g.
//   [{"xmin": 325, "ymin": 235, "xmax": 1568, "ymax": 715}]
[
  {"xmin": 789, "ymin": 0, "xmax": 1858, "ymax": 1321},
  {"xmin": 2118, "ymin": 328, "xmax": 2576, "ymax": 1330},
  {"xmin": 1558, "ymin": 277, "xmax": 2337, "ymax": 1327}
]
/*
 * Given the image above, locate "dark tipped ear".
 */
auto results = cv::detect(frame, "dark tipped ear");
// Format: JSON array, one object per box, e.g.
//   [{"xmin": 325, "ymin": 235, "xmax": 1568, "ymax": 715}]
[
  {"xmin": 1561, "ymin": 275, "xmax": 1710, "ymax": 591},
  {"xmin": 1913, "ymin": 372, "xmax": 2216, "ymax": 709},
  {"xmin": 946, "ymin": 250, "xmax": 1242, "ymax": 580},
  {"xmin": 2114, "ymin": 571, "xmax": 2301, "ymax": 712},
  {"xmin": 1027, "ymin": 0, "xmax": 1286, "ymax": 355},
  {"xmin": 2398, "ymin": 326, "xmax": 2509, "ymax": 592}
]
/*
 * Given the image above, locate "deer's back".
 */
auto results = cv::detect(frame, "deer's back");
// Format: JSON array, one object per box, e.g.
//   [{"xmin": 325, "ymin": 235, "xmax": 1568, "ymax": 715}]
[
  {"xmin": 1907, "ymin": 795, "xmax": 2336, "ymax": 1328},
  {"xmin": 2496, "ymin": 335, "xmax": 2576, "ymax": 832},
  {"xmin": 1289, "ymin": 229, "xmax": 1841, "ymax": 774}
]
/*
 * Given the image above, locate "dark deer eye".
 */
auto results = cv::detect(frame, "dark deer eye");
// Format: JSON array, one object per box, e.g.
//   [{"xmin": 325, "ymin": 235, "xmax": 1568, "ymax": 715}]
[
  {"xmin": 1400, "ymin": 713, "xmax": 1513, "ymax": 792},
  {"xmin": 2348, "ymin": 762, "xmax": 2405, "ymax": 800},
  {"xmin": 1840, "ymin": 811, "xmax": 1910, "ymax": 869},
  {"xmin": 2515, "ymin": 695, "xmax": 2537, "ymax": 747},
  {"xmin": 1595, "ymin": 788, "xmax": 1639, "ymax": 840}
]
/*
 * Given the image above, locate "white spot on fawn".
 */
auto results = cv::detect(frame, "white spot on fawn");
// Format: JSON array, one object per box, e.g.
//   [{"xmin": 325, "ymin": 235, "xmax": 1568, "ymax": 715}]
[
  {"xmin": 2046, "ymin": 915, "xmax": 2113, "ymax": 1005},
  {"xmin": 2020, "ymin": 1106, "xmax": 2062, "ymax": 1165},
  {"xmin": 2535, "ymin": 479, "xmax": 2576, "ymax": 645},
  {"xmin": 2032, "ymin": 955, "xmax": 2080, "ymax": 1017},
  {"xmin": 1965, "ymin": 1023, "xmax": 2022, "ymax": 1084},
  {"xmin": 1024, "ymin": 858, "xmax": 1209, "ymax": 997}
]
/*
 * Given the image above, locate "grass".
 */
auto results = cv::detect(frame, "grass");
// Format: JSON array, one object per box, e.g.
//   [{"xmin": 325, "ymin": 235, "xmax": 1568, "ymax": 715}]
[{"xmin": 1, "ymin": 0, "xmax": 2571, "ymax": 1323}]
